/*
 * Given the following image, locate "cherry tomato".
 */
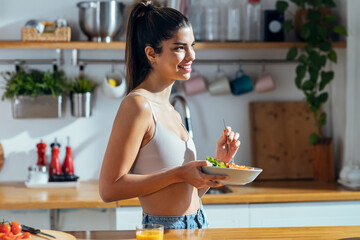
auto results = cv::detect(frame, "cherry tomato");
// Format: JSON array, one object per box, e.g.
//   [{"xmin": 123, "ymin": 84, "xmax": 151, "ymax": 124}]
[
  {"xmin": 11, "ymin": 221, "xmax": 22, "ymax": 235},
  {"xmin": 0, "ymin": 223, "xmax": 11, "ymax": 234},
  {"xmin": 22, "ymin": 232, "xmax": 32, "ymax": 239}
]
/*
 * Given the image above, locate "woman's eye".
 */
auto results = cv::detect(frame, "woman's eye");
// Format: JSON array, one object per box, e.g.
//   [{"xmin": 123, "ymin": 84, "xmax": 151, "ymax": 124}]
[{"xmin": 175, "ymin": 46, "xmax": 184, "ymax": 50}]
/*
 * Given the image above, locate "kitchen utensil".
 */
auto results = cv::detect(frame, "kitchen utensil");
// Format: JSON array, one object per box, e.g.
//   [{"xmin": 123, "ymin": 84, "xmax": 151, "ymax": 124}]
[
  {"xmin": 202, "ymin": 165, "xmax": 262, "ymax": 185},
  {"xmin": 22, "ymin": 225, "xmax": 56, "ymax": 239},
  {"xmin": 102, "ymin": 67, "xmax": 127, "ymax": 98},
  {"xmin": 70, "ymin": 92, "xmax": 93, "ymax": 118},
  {"xmin": 0, "ymin": 143, "xmax": 4, "ymax": 172},
  {"xmin": 62, "ymin": 136, "xmax": 74, "ymax": 175},
  {"xmin": 249, "ymin": 101, "xmax": 318, "ymax": 180},
  {"xmin": 49, "ymin": 138, "xmax": 62, "ymax": 179},
  {"xmin": 223, "ymin": 119, "xmax": 234, "ymax": 164},
  {"xmin": 36, "ymin": 140, "xmax": 47, "ymax": 166},
  {"xmin": 77, "ymin": 1, "xmax": 125, "ymax": 42},
  {"xmin": 24, "ymin": 19, "xmax": 45, "ymax": 33}
]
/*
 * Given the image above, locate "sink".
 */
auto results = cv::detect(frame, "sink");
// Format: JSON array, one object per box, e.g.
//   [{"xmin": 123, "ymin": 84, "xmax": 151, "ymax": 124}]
[{"xmin": 206, "ymin": 186, "xmax": 232, "ymax": 194}]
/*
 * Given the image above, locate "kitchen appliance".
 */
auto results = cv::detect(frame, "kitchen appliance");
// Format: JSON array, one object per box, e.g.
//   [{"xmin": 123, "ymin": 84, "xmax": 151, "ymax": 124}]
[{"xmin": 77, "ymin": 1, "xmax": 125, "ymax": 42}]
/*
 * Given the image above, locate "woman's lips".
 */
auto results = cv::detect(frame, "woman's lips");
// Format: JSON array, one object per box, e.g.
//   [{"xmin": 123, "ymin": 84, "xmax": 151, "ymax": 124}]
[{"xmin": 178, "ymin": 65, "xmax": 192, "ymax": 73}]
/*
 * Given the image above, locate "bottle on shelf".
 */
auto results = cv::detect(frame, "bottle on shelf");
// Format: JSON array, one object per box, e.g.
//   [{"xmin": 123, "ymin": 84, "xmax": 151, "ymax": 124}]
[
  {"xmin": 244, "ymin": 0, "xmax": 262, "ymax": 42},
  {"xmin": 49, "ymin": 138, "xmax": 62, "ymax": 178},
  {"xmin": 226, "ymin": 0, "xmax": 242, "ymax": 41},
  {"xmin": 186, "ymin": 0, "xmax": 203, "ymax": 41},
  {"xmin": 36, "ymin": 140, "xmax": 47, "ymax": 166},
  {"xmin": 62, "ymin": 136, "xmax": 74, "ymax": 175}
]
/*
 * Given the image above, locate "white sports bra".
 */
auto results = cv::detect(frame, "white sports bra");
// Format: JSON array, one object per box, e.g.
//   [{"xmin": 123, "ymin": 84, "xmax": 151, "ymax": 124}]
[{"xmin": 128, "ymin": 92, "xmax": 197, "ymax": 174}]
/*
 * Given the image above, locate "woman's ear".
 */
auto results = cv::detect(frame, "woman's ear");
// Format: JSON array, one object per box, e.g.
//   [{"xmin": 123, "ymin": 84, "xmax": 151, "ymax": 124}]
[{"xmin": 145, "ymin": 46, "xmax": 157, "ymax": 65}]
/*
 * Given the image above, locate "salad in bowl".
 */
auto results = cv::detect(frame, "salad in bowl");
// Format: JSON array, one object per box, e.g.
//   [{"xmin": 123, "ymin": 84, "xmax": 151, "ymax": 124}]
[{"xmin": 202, "ymin": 157, "xmax": 262, "ymax": 185}]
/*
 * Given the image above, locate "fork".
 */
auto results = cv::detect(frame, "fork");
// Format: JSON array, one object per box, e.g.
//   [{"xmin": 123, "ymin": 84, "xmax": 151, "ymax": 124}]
[{"xmin": 223, "ymin": 119, "xmax": 234, "ymax": 164}]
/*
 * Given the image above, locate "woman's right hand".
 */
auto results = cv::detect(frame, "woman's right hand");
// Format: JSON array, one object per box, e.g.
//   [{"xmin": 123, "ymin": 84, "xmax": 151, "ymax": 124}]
[{"xmin": 176, "ymin": 160, "xmax": 228, "ymax": 188}]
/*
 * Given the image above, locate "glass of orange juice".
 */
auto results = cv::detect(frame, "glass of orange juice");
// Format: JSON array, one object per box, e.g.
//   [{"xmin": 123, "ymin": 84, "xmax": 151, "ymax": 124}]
[{"xmin": 136, "ymin": 224, "xmax": 164, "ymax": 240}]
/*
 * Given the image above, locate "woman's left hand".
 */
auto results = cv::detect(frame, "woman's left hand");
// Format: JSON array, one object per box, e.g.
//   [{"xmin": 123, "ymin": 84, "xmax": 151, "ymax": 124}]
[{"xmin": 214, "ymin": 126, "xmax": 241, "ymax": 163}]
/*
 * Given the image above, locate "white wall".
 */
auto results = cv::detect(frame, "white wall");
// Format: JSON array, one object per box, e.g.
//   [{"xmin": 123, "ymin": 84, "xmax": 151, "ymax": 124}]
[{"xmin": 0, "ymin": 0, "xmax": 347, "ymax": 181}]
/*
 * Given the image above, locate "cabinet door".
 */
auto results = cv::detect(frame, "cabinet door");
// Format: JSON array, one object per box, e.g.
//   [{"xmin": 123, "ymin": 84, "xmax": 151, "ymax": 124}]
[
  {"xmin": 58, "ymin": 208, "xmax": 117, "ymax": 231},
  {"xmin": 0, "ymin": 209, "xmax": 50, "ymax": 229},
  {"xmin": 116, "ymin": 206, "xmax": 143, "ymax": 230},
  {"xmin": 203, "ymin": 204, "xmax": 250, "ymax": 228},
  {"xmin": 250, "ymin": 201, "xmax": 360, "ymax": 227}
]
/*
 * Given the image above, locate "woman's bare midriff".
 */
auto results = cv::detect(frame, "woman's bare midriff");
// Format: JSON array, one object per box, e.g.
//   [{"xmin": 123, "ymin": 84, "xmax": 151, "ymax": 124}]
[{"xmin": 139, "ymin": 182, "xmax": 200, "ymax": 216}]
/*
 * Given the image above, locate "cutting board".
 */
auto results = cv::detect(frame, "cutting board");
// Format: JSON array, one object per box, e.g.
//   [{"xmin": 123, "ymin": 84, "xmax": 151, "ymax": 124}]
[
  {"xmin": 32, "ymin": 230, "xmax": 76, "ymax": 240},
  {"xmin": 0, "ymin": 143, "xmax": 4, "ymax": 172},
  {"xmin": 249, "ymin": 101, "xmax": 318, "ymax": 180}
]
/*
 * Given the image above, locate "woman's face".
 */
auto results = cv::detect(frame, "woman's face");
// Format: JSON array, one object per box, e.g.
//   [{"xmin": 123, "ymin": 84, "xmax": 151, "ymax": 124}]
[{"xmin": 153, "ymin": 26, "xmax": 195, "ymax": 81}]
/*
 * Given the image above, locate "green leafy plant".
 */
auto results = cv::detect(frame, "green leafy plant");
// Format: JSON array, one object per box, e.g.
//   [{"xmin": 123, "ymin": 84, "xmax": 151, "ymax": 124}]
[
  {"xmin": 69, "ymin": 74, "xmax": 97, "ymax": 94},
  {"xmin": 276, "ymin": 0, "xmax": 347, "ymax": 145},
  {"xmin": 1, "ymin": 67, "xmax": 67, "ymax": 100}
]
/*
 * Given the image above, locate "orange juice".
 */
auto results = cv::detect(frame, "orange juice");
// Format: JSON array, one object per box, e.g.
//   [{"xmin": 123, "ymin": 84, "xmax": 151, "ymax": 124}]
[{"xmin": 136, "ymin": 229, "xmax": 163, "ymax": 240}]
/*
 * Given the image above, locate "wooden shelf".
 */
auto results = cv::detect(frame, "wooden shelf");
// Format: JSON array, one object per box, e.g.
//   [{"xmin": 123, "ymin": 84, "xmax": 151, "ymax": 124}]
[{"xmin": 0, "ymin": 41, "xmax": 347, "ymax": 50}]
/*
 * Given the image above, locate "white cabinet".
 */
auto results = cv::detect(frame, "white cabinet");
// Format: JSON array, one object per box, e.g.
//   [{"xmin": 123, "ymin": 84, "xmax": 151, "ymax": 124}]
[
  {"xmin": 249, "ymin": 201, "xmax": 360, "ymax": 227},
  {"xmin": 116, "ymin": 206, "xmax": 143, "ymax": 230},
  {"xmin": 0, "ymin": 209, "xmax": 50, "ymax": 229},
  {"xmin": 58, "ymin": 208, "xmax": 117, "ymax": 231},
  {"xmin": 203, "ymin": 204, "xmax": 250, "ymax": 228}
]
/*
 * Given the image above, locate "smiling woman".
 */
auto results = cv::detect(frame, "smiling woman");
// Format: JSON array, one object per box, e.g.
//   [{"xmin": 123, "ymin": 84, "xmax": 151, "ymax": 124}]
[{"xmin": 99, "ymin": 0, "xmax": 241, "ymax": 230}]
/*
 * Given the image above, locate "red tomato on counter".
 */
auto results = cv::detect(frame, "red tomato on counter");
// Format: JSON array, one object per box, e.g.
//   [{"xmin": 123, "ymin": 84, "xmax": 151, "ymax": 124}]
[
  {"xmin": 10, "ymin": 222, "xmax": 21, "ymax": 235},
  {"xmin": 0, "ymin": 223, "xmax": 11, "ymax": 234}
]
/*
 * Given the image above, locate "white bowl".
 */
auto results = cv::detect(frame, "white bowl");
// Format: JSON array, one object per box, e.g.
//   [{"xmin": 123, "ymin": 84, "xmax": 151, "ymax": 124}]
[
  {"xmin": 102, "ymin": 72, "xmax": 126, "ymax": 98},
  {"xmin": 202, "ymin": 165, "xmax": 263, "ymax": 185}
]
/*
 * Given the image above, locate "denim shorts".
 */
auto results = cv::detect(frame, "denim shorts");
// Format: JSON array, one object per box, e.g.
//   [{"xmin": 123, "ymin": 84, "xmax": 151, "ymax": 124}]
[{"xmin": 142, "ymin": 203, "xmax": 209, "ymax": 229}]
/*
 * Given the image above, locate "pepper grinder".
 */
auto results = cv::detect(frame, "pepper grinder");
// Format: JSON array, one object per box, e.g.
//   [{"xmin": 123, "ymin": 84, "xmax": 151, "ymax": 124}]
[
  {"xmin": 50, "ymin": 138, "xmax": 62, "ymax": 177},
  {"xmin": 36, "ymin": 140, "xmax": 47, "ymax": 166},
  {"xmin": 62, "ymin": 136, "xmax": 74, "ymax": 175}
]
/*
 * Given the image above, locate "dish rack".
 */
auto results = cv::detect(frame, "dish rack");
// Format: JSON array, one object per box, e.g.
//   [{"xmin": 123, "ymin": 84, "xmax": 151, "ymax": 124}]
[{"xmin": 21, "ymin": 27, "xmax": 71, "ymax": 42}]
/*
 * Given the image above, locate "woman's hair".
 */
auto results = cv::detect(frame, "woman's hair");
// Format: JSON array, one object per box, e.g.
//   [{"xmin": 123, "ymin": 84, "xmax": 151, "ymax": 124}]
[{"xmin": 125, "ymin": 0, "xmax": 191, "ymax": 94}]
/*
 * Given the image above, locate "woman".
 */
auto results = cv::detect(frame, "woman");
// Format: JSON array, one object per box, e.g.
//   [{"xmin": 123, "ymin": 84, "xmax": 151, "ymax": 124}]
[{"xmin": 99, "ymin": 1, "xmax": 240, "ymax": 229}]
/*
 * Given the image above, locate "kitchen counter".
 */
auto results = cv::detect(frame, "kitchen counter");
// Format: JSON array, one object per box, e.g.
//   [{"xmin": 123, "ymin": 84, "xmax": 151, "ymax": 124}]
[
  {"xmin": 67, "ymin": 226, "xmax": 360, "ymax": 239},
  {"xmin": 1, "ymin": 180, "xmax": 360, "ymax": 209},
  {"xmin": 117, "ymin": 180, "xmax": 360, "ymax": 206}
]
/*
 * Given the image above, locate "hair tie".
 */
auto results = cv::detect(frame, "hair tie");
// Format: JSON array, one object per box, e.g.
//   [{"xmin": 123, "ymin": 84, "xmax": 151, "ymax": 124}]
[{"xmin": 147, "ymin": 3, "xmax": 155, "ymax": 10}]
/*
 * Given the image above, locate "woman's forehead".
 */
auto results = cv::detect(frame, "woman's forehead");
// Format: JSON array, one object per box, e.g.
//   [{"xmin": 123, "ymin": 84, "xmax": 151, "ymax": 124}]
[{"xmin": 166, "ymin": 26, "xmax": 194, "ymax": 43}]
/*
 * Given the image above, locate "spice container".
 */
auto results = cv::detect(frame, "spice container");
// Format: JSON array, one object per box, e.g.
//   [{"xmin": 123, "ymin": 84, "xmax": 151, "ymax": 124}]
[{"xmin": 27, "ymin": 165, "xmax": 48, "ymax": 184}]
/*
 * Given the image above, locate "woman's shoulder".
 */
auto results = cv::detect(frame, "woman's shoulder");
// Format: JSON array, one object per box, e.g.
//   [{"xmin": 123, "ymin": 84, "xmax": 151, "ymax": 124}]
[{"xmin": 119, "ymin": 93, "xmax": 153, "ymax": 119}]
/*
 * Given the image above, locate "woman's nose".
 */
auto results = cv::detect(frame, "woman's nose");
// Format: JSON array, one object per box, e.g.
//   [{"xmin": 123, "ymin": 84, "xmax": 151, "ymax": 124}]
[{"xmin": 186, "ymin": 48, "xmax": 195, "ymax": 61}]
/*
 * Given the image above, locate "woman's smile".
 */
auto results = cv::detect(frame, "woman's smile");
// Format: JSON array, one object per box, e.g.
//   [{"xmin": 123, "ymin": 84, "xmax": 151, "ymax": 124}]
[{"xmin": 178, "ymin": 63, "xmax": 192, "ymax": 73}]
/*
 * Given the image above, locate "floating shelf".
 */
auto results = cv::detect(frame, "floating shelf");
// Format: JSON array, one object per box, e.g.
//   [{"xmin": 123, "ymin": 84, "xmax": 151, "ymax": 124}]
[{"xmin": 0, "ymin": 41, "xmax": 347, "ymax": 50}]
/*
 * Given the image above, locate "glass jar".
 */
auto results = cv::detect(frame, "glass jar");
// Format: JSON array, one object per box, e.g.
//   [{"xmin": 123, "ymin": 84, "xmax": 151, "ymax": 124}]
[
  {"xmin": 244, "ymin": 0, "xmax": 262, "ymax": 41},
  {"xmin": 28, "ymin": 165, "xmax": 48, "ymax": 184}
]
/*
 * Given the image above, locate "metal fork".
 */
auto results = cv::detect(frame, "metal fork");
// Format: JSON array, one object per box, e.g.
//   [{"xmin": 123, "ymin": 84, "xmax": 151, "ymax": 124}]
[{"xmin": 223, "ymin": 119, "xmax": 234, "ymax": 164}]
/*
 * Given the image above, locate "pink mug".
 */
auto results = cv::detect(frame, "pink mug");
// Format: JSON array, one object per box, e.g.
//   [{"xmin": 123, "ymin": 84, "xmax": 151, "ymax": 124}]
[
  {"xmin": 254, "ymin": 72, "xmax": 275, "ymax": 93},
  {"xmin": 183, "ymin": 72, "xmax": 207, "ymax": 96}
]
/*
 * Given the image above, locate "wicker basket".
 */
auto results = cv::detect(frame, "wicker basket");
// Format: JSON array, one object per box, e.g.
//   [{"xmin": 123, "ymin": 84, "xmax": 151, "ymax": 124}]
[{"xmin": 21, "ymin": 27, "xmax": 71, "ymax": 42}]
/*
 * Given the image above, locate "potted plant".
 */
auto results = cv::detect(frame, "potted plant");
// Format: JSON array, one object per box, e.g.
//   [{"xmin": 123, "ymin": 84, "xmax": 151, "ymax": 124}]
[
  {"xmin": 68, "ymin": 74, "xmax": 97, "ymax": 118},
  {"xmin": 1, "ymin": 66, "xmax": 67, "ymax": 118},
  {"xmin": 276, "ymin": 0, "xmax": 347, "ymax": 181}
]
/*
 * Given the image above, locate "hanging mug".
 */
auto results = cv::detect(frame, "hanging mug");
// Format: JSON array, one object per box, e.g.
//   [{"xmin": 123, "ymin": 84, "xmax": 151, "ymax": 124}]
[
  {"xmin": 183, "ymin": 70, "xmax": 207, "ymax": 96},
  {"xmin": 230, "ymin": 69, "xmax": 253, "ymax": 95},
  {"xmin": 208, "ymin": 70, "xmax": 231, "ymax": 96}
]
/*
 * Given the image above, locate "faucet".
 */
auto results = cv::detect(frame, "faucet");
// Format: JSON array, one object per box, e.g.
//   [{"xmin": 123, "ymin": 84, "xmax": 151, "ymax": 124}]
[{"xmin": 171, "ymin": 95, "xmax": 193, "ymax": 138}]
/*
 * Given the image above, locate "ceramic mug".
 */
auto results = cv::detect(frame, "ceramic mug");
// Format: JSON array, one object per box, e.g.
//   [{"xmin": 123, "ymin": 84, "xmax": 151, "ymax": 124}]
[
  {"xmin": 230, "ymin": 70, "xmax": 253, "ymax": 95},
  {"xmin": 183, "ymin": 72, "xmax": 207, "ymax": 96},
  {"xmin": 254, "ymin": 72, "xmax": 275, "ymax": 93},
  {"xmin": 208, "ymin": 74, "xmax": 231, "ymax": 96}
]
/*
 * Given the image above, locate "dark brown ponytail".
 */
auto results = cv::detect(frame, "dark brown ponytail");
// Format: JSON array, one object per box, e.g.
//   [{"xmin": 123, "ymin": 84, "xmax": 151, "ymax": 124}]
[{"xmin": 125, "ymin": 0, "xmax": 191, "ymax": 94}]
